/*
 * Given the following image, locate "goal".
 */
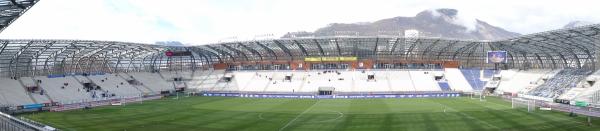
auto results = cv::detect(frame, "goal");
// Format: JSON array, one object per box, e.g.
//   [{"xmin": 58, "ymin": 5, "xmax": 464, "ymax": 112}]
[
  {"xmin": 511, "ymin": 98, "xmax": 536, "ymax": 112},
  {"xmin": 468, "ymin": 91, "xmax": 486, "ymax": 101}
]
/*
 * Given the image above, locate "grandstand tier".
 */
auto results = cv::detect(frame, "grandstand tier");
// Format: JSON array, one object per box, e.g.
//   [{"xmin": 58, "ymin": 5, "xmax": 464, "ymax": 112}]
[{"xmin": 2, "ymin": 67, "xmax": 599, "ymax": 107}]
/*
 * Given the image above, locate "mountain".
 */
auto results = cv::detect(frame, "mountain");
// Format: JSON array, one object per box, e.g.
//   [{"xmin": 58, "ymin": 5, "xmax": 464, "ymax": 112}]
[
  {"xmin": 282, "ymin": 8, "xmax": 521, "ymax": 40},
  {"xmin": 563, "ymin": 21, "xmax": 594, "ymax": 28},
  {"xmin": 156, "ymin": 41, "xmax": 185, "ymax": 46}
]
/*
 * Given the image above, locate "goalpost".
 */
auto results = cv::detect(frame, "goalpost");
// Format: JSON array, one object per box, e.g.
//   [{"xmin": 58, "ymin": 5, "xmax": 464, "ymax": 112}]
[
  {"xmin": 469, "ymin": 91, "xmax": 486, "ymax": 101},
  {"xmin": 511, "ymin": 98, "xmax": 536, "ymax": 112}
]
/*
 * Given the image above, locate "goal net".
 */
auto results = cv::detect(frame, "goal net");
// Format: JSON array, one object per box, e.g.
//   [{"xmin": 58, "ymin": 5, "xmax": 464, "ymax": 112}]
[
  {"xmin": 591, "ymin": 90, "xmax": 600, "ymax": 108},
  {"xmin": 468, "ymin": 91, "xmax": 486, "ymax": 101},
  {"xmin": 511, "ymin": 98, "xmax": 536, "ymax": 112}
]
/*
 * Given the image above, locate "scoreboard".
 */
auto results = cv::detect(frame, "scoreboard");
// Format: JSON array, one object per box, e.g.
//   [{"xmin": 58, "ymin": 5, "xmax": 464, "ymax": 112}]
[{"xmin": 165, "ymin": 50, "xmax": 192, "ymax": 56}]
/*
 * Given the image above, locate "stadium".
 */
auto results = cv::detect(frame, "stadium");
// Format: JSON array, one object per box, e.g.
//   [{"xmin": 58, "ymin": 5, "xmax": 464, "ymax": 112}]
[{"xmin": 1, "ymin": 0, "xmax": 600, "ymax": 131}]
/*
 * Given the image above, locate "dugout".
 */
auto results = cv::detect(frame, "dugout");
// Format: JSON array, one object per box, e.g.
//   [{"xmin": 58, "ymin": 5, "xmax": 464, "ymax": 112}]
[
  {"xmin": 223, "ymin": 74, "xmax": 234, "ymax": 82},
  {"xmin": 367, "ymin": 72, "xmax": 375, "ymax": 82},
  {"xmin": 319, "ymin": 87, "xmax": 334, "ymax": 95},
  {"xmin": 284, "ymin": 73, "xmax": 292, "ymax": 82}
]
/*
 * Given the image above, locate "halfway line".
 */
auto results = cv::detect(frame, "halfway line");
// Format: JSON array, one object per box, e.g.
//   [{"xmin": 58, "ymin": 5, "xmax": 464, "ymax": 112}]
[{"xmin": 279, "ymin": 100, "xmax": 320, "ymax": 131}]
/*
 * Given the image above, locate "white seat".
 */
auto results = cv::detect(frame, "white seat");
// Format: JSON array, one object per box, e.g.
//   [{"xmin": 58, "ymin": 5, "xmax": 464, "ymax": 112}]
[
  {"xmin": 35, "ymin": 76, "xmax": 91, "ymax": 103},
  {"xmin": 0, "ymin": 78, "xmax": 35, "ymax": 105}
]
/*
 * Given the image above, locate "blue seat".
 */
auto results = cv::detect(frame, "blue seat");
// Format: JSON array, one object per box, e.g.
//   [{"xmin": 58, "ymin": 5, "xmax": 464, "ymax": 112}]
[{"xmin": 438, "ymin": 82, "xmax": 451, "ymax": 91}]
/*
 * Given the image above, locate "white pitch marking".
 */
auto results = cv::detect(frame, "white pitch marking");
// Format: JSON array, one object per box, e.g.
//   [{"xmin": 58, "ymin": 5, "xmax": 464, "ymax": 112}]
[
  {"xmin": 429, "ymin": 99, "xmax": 501, "ymax": 129},
  {"xmin": 462, "ymin": 98, "xmax": 589, "ymax": 127},
  {"xmin": 258, "ymin": 112, "xmax": 265, "ymax": 120},
  {"xmin": 279, "ymin": 100, "xmax": 320, "ymax": 131},
  {"xmin": 259, "ymin": 110, "xmax": 343, "ymax": 123}
]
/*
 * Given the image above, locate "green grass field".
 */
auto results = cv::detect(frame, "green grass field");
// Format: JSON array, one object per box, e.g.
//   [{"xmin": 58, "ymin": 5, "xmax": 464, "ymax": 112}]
[{"xmin": 21, "ymin": 96, "xmax": 600, "ymax": 131}]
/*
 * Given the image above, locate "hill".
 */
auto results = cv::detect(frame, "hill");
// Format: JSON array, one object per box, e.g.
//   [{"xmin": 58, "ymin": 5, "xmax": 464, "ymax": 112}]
[{"xmin": 283, "ymin": 9, "xmax": 521, "ymax": 40}]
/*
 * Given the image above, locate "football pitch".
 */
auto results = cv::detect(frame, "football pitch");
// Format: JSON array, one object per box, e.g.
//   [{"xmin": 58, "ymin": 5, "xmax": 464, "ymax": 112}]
[{"xmin": 21, "ymin": 96, "xmax": 600, "ymax": 131}]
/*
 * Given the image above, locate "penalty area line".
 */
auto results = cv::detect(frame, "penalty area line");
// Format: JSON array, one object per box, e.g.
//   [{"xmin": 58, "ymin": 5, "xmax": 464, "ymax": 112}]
[{"xmin": 429, "ymin": 99, "xmax": 502, "ymax": 129}]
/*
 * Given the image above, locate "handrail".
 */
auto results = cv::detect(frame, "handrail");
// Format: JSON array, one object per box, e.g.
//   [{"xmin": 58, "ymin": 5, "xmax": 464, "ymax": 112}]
[{"xmin": 0, "ymin": 111, "xmax": 56, "ymax": 131}]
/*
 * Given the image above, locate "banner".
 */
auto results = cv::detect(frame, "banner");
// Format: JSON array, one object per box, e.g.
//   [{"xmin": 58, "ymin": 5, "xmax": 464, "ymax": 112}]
[
  {"xmin": 304, "ymin": 57, "xmax": 358, "ymax": 62},
  {"xmin": 304, "ymin": 57, "xmax": 321, "ymax": 62},
  {"xmin": 575, "ymin": 101, "xmax": 588, "ymax": 107},
  {"xmin": 203, "ymin": 93, "xmax": 460, "ymax": 99},
  {"xmin": 50, "ymin": 95, "xmax": 162, "ymax": 112},
  {"xmin": 321, "ymin": 57, "xmax": 339, "ymax": 62},
  {"xmin": 23, "ymin": 104, "xmax": 43, "ymax": 109},
  {"xmin": 338, "ymin": 57, "xmax": 358, "ymax": 61}
]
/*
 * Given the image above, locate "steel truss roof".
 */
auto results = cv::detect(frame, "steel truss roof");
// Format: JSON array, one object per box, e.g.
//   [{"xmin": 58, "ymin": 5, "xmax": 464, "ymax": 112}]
[
  {"xmin": 0, "ymin": 40, "xmax": 170, "ymax": 77},
  {"xmin": 193, "ymin": 24, "xmax": 600, "ymax": 70},
  {"xmin": 0, "ymin": 0, "xmax": 599, "ymax": 76},
  {"xmin": 0, "ymin": 14, "xmax": 597, "ymax": 77},
  {"xmin": 1, "ymin": 24, "xmax": 599, "ymax": 77},
  {"xmin": 0, "ymin": 0, "xmax": 38, "ymax": 33}
]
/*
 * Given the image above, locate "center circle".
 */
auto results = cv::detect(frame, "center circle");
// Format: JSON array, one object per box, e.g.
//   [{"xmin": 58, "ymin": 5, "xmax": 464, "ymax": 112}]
[{"xmin": 258, "ymin": 110, "xmax": 344, "ymax": 123}]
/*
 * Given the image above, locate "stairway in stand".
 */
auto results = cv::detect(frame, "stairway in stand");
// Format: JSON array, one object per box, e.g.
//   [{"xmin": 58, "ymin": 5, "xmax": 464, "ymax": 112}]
[
  {"xmin": 33, "ymin": 78, "xmax": 54, "ymax": 102},
  {"xmin": 196, "ymin": 70, "xmax": 215, "ymax": 91},
  {"xmin": 121, "ymin": 73, "xmax": 154, "ymax": 93},
  {"xmin": 298, "ymin": 73, "xmax": 308, "ymax": 92},
  {"xmin": 262, "ymin": 72, "xmax": 277, "ymax": 92},
  {"xmin": 407, "ymin": 71, "xmax": 417, "ymax": 91},
  {"xmin": 386, "ymin": 72, "xmax": 393, "ymax": 91},
  {"xmin": 17, "ymin": 78, "xmax": 38, "ymax": 104},
  {"xmin": 240, "ymin": 72, "xmax": 258, "ymax": 91},
  {"xmin": 117, "ymin": 73, "xmax": 146, "ymax": 93}
]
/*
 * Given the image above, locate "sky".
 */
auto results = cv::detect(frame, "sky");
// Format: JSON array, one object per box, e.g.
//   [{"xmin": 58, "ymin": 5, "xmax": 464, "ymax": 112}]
[{"xmin": 0, "ymin": 0, "xmax": 599, "ymax": 45}]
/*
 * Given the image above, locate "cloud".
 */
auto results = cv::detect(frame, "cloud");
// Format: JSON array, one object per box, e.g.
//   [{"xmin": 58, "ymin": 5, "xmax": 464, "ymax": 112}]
[
  {"xmin": 427, "ymin": 9, "xmax": 478, "ymax": 32},
  {"xmin": 0, "ymin": 0, "xmax": 599, "ymax": 45},
  {"xmin": 0, "ymin": 0, "xmax": 177, "ymax": 43}
]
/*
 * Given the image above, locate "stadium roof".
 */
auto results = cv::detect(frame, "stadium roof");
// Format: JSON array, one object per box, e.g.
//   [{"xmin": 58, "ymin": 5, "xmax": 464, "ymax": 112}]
[
  {"xmin": 0, "ymin": 0, "xmax": 38, "ymax": 33},
  {"xmin": 1, "ymin": 24, "xmax": 599, "ymax": 77},
  {"xmin": 0, "ymin": 40, "xmax": 168, "ymax": 77},
  {"xmin": 0, "ymin": 25, "xmax": 600, "ymax": 77},
  {"xmin": 0, "ymin": 0, "xmax": 598, "ymax": 77},
  {"xmin": 193, "ymin": 24, "xmax": 600, "ymax": 70}
]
